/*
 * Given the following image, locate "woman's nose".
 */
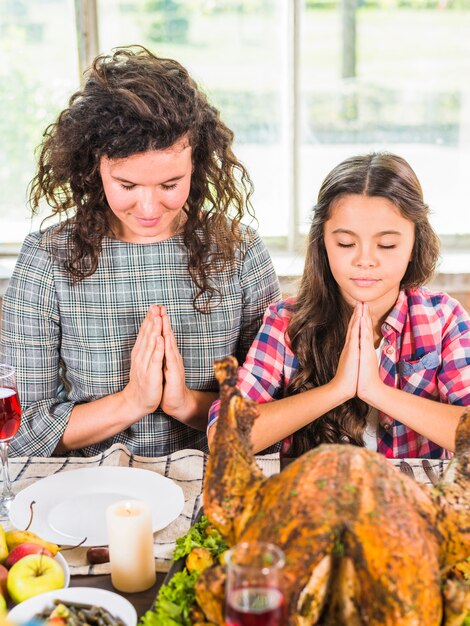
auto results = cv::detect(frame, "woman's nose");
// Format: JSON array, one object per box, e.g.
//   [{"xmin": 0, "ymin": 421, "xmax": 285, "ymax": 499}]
[{"xmin": 138, "ymin": 188, "xmax": 159, "ymax": 216}]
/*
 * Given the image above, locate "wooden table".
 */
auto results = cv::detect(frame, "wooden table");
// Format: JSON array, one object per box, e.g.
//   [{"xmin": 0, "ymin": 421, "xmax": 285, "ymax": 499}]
[{"xmin": 71, "ymin": 573, "xmax": 166, "ymax": 618}]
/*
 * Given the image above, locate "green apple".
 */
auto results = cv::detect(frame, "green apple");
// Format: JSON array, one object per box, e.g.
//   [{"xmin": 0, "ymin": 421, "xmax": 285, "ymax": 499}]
[
  {"xmin": 0, "ymin": 593, "xmax": 6, "ymax": 616},
  {"xmin": 7, "ymin": 554, "xmax": 65, "ymax": 604}
]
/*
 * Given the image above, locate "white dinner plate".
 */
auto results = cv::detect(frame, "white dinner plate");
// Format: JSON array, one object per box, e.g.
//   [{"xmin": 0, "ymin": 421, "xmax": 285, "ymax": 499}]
[
  {"xmin": 9, "ymin": 466, "xmax": 184, "ymax": 546},
  {"xmin": 7, "ymin": 586, "xmax": 137, "ymax": 626}
]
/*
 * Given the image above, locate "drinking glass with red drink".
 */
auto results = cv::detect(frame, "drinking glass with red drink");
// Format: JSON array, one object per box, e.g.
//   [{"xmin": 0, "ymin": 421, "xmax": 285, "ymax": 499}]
[
  {"xmin": 225, "ymin": 541, "xmax": 286, "ymax": 626},
  {"xmin": 0, "ymin": 364, "xmax": 22, "ymax": 517}
]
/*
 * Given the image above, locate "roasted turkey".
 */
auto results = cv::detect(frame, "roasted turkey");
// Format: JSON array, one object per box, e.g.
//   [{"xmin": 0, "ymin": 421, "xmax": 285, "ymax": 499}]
[{"xmin": 197, "ymin": 356, "xmax": 470, "ymax": 626}]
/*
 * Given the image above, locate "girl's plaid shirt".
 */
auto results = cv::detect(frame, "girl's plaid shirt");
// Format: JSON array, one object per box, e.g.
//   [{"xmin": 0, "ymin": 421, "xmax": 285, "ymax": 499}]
[{"xmin": 208, "ymin": 288, "xmax": 470, "ymax": 459}]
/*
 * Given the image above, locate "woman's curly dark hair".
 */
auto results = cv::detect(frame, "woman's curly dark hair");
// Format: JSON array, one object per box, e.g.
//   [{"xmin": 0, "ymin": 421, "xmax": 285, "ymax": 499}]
[
  {"xmin": 30, "ymin": 46, "xmax": 254, "ymax": 312},
  {"xmin": 285, "ymin": 152, "xmax": 441, "ymax": 456}
]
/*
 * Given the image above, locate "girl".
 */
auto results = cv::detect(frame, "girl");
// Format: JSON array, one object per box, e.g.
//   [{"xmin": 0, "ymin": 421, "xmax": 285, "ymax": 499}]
[
  {"xmin": 208, "ymin": 152, "xmax": 470, "ymax": 458},
  {"xmin": 0, "ymin": 47, "xmax": 280, "ymax": 457}
]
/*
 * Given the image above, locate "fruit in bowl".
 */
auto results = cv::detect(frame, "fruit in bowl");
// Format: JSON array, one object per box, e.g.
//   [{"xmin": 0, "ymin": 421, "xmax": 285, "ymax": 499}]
[
  {"xmin": 0, "ymin": 522, "xmax": 69, "ymax": 605},
  {"xmin": 7, "ymin": 553, "xmax": 66, "ymax": 604},
  {"xmin": 5, "ymin": 541, "xmax": 54, "ymax": 567}
]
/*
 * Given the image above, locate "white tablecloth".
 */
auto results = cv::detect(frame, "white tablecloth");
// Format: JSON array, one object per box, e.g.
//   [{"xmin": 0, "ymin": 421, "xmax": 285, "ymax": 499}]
[
  {"xmin": 2, "ymin": 444, "xmax": 281, "ymax": 575},
  {"xmin": 2, "ymin": 446, "xmax": 454, "ymax": 575}
]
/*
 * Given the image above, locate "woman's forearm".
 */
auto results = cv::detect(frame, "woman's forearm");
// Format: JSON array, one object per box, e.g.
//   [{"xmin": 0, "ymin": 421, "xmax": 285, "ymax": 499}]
[
  {"xmin": 172, "ymin": 389, "xmax": 218, "ymax": 431},
  {"xmin": 56, "ymin": 388, "xmax": 216, "ymax": 453},
  {"xmin": 55, "ymin": 391, "xmax": 143, "ymax": 453}
]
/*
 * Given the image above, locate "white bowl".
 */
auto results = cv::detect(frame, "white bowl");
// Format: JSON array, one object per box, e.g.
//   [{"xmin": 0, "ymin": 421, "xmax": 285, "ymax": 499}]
[
  {"xmin": 55, "ymin": 552, "xmax": 71, "ymax": 588},
  {"xmin": 7, "ymin": 587, "xmax": 138, "ymax": 626}
]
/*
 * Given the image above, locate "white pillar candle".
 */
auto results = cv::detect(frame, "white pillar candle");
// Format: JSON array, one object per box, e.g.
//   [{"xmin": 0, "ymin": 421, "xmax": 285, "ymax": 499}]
[{"xmin": 106, "ymin": 499, "xmax": 157, "ymax": 593}]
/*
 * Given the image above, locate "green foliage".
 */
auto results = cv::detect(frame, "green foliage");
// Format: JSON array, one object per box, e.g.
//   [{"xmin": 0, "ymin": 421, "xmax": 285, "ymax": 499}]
[
  {"xmin": 305, "ymin": 0, "xmax": 470, "ymax": 8},
  {"xmin": 141, "ymin": 569, "xmax": 198, "ymax": 626},
  {"xmin": 0, "ymin": 65, "xmax": 62, "ymax": 217},
  {"xmin": 0, "ymin": 8, "xmax": 73, "ymax": 221},
  {"xmin": 143, "ymin": 0, "xmax": 190, "ymax": 43},
  {"xmin": 141, "ymin": 516, "xmax": 227, "ymax": 626},
  {"xmin": 173, "ymin": 515, "xmax": 228, "ymax": 561}
]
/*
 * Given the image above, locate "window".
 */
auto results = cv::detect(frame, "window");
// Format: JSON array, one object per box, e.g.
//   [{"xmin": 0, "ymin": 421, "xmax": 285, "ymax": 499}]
[
  {"xmin": 1, "ymin": 0, "xmax": 469, "ymax": 262},
  {"xmin": 0, "ymin": 0, "xmax": 79, "ymax": 242}
]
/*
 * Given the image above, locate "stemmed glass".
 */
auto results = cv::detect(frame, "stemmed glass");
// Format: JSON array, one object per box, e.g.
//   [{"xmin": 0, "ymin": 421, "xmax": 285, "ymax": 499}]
[
  {"xmin": 225, "ymin": 541, "xmax": 286, "ymax": 626},
  {"xmin": 0, "ymin": 364, "xmax": 22, "ymax": 517}
]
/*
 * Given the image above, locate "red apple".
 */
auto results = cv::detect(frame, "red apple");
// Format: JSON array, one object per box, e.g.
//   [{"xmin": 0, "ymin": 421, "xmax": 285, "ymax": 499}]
[
  {"xmin": 7, "ymin": 554, "xmax": 65, "ymax": 604},
  {"xmin": 5, "ymin": 542, "xmax": 53, "ymax": 568},
  {"xmin": 0, "ymin": 563, "xmax": 8, "ymax": 598}
]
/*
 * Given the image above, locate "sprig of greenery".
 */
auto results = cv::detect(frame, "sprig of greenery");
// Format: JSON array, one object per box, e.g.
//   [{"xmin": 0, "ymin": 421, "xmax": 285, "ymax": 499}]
[
  {"xmin": 140, "ymin": 515, "xmax": 228, "ymax": 626},
  {"xmin": 140, "ymin": 570, "xmax": 198, "ymax": 626},
  {"xmin": 173, "ymin": 515, "xmax": 228, "ymax": 561}
]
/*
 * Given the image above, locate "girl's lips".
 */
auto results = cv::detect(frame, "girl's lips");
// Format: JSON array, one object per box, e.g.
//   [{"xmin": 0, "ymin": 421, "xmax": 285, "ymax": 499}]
[{"xmin": 352, "ymin": 278, "xmax": 379, "ymax": 287}]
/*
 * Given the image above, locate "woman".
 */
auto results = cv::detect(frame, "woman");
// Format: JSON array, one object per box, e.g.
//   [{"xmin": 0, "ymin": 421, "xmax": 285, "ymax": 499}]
[
  {"xmin": 1, "ymin": 46, "xmax": 280, "ymax": 457},
  {"xmin": 208, "ymin": 153, "xmax": 470, "ymax": 458}
]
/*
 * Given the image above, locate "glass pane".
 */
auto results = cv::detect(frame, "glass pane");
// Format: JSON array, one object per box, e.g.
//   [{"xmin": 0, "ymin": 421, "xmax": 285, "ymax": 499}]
[
  {"xmin": 299, "ymin": 0, "xmax": 470, "ymax": 238},
  {"xmin": 0, "ymin": 0, "xmax": 79, "ymax": 243},
  {"xmin": 97, "ymin": 0, "xmax": 288, "ymax": 238}
]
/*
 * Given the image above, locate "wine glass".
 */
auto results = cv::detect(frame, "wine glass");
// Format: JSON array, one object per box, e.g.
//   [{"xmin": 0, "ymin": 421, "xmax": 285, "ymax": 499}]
[
  {"xmin": 0, "ymin": 364, "xmax": 22, "ymax": 517},
  {"xmin": 225, "ymin": 541, "xmax": 286, "ymax": 626}
]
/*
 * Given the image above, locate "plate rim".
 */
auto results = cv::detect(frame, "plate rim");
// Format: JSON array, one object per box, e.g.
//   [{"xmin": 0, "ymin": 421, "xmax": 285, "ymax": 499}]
[
  {"xmin": 54, "ymin": 552, "xmax": 71, "ymax": 588},
  {"xmin": 7, "ymin": 585, "xmax": 138, "ymax": 626},
  {"xmin": 9, "ymin": 466, "xmax": 184, "ymax": 546}
]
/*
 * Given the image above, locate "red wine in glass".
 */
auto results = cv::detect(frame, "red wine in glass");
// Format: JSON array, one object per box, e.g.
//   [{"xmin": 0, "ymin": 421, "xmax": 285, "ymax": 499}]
[
  {"xmin": 0, "ymin": 387, "xmax": 22, "ymax": 440},
  {"xmin": 226, "ymin": 587, "xmax": 285, "ymax": 626},
  {"xmin": 0, "ymin": 365, "xmax": 22, "ymax": 517}
]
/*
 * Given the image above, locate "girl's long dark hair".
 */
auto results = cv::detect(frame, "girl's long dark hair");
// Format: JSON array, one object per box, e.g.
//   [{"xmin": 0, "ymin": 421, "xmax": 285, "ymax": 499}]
[
  {"xmin": 286, "ymin": 152, "xmax": 440, "ymax": 456},
  {"xmin": 30, "ymin": 46, "xmax": 254, "ymax": 312}
]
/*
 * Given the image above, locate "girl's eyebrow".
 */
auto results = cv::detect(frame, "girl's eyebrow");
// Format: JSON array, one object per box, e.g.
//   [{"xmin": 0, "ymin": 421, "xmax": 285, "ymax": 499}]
[
  {"xmin": 331, "ymin": 228, "xmax": 403, "ymax": 237},
  {"xmin": 111, "ymin": 174, "xmax": 185, "ymax": 184}
]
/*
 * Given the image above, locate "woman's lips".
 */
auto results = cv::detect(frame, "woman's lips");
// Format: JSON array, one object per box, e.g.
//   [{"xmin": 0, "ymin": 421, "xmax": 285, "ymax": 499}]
[{"xmin": 135, "ymin": 216, "xmax": 161, "ymax": 227}]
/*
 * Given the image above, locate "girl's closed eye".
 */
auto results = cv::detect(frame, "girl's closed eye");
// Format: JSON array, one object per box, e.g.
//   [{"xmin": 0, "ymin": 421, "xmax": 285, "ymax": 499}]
[
  {"xmin": 162, "ymin": 183, "xmax": 177, "ymax": 191},
  {"xmin": 378, "ymin": 244, "xmax": 397, "ymax": 249},
  {"xmin": 338, "ymin": 242, "xmax": 355, "ymax": 248},
  {"xmin": 121, "ymin": 183, "xmax": 136, "ymax": 191}
]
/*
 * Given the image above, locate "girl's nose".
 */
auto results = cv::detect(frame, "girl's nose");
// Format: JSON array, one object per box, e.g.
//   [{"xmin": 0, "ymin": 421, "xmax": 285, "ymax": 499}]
[{"xmin": 354, "ymin": 246, "xmax": 377, "ymax": 267}]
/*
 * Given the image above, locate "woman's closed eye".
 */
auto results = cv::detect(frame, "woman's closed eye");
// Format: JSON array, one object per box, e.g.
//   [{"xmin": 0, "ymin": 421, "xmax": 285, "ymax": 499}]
[{"xmin": 120, "ymin": 182, "xmax": 177, "ymax": 191}]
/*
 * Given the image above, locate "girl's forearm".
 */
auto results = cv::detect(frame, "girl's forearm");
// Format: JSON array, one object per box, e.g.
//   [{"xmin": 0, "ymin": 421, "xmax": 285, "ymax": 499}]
[
  {"xmin": 208, "ymin": 380, "xmax": 349, "ymax": 453},
  {"xmin": 365, "ymin": 385, "xmax": 462, "ymax": 452}
]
